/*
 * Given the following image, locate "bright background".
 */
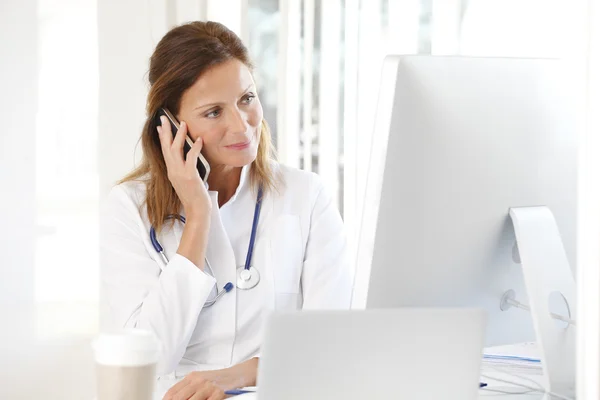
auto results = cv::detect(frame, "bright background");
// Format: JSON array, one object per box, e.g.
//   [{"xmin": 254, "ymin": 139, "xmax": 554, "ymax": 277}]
[{"xmin": 1, "ymin": 0, "xmax": 599, "ymax": 398}]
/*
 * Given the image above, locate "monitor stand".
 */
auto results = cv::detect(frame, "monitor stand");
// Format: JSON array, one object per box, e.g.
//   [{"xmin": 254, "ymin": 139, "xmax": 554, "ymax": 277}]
[{"xmin": 507, "ymin": 206, "xmax": 576, "ymax": 397}]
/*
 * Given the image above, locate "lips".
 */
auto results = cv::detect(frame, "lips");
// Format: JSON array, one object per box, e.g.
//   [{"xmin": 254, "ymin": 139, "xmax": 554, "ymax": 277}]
[{"xmin": 226, "ymin": 140, "xmax": 251, "ymax": 150}]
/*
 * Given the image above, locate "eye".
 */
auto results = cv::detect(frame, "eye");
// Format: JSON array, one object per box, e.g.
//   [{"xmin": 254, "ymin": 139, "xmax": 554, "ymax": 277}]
[
  {"xmin": 241, "ymin": 93, "xmax": 256, "ymax": 105},
  {"xmin": 205, "ymin": 108, "xmax": 221, "ymax": 118}
]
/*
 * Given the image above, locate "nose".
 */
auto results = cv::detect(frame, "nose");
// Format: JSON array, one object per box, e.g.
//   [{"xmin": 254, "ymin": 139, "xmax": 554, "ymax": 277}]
[{"xmin": 228, "ymin": 108, "xmax": 247, "ymax": 135}]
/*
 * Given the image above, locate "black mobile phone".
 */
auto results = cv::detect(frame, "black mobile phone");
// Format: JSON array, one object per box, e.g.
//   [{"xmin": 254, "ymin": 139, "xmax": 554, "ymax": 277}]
[{"xmin": 155, "ymin": 108, "xmax": 210, "ymax": 183}]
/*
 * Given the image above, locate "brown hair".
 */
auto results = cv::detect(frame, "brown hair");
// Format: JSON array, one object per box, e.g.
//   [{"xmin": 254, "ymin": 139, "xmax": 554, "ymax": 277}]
[{"xmin": 120, "ymin": 21, "xmax": 278, "ymax": 232}]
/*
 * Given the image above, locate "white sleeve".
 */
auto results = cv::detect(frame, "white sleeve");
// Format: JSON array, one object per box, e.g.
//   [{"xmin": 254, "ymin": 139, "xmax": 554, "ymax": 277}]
[
  {"xmin": 100, "ymin": 185, "xmax": 216, "ymax": 375},
  {"xmin": 301, "ymin": 176, "xmax": 353, "ymax": 309}
]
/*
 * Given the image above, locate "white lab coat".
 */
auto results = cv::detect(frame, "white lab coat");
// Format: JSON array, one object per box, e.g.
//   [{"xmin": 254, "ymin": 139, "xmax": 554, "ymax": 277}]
[{"xmin": 100, "ymin": 163, "xmax": 353, "ymax": 377}]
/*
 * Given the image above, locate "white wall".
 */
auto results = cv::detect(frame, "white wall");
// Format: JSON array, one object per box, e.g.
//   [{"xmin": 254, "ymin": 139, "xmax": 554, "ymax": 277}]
[
  {"xmin": 0, "ymin": 1, "xmax": 89, "ymax": 398},
  {"xmin": 0, "ymin": 0, "xmax": 152, "ymax": 396},
  {"xmin": 97, "ymin": 0, "xmax": 159, "ymax": 196},
  {"xmin": 0, "ymin": 0, "xmax": 37, "ymax": 355}
]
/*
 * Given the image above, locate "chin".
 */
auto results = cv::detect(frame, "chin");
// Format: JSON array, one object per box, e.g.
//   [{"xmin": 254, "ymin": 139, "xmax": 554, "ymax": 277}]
[{"xmin": 227, "ymin": 152, "xmax": 257, "ymax": 168}]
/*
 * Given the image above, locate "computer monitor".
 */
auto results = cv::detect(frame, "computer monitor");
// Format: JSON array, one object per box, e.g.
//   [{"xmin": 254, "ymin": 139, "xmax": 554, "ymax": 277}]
[{"xmin": 352, "ymin": 55, "xmax": 577, "ymax": 347}]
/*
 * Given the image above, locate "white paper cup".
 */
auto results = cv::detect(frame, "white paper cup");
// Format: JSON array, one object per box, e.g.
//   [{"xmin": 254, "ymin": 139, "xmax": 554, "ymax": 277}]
[{"xmin": 92, "ymin": 329, "xmax": 161, "ymax": 400}]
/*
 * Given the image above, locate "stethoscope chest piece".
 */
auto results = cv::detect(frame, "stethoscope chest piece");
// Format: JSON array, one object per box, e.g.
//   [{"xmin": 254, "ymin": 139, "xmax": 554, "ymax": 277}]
[
  {"xmin": 236, "ymin": 266, "xmax": 260, "ymax": 290},
  {"xmin": 150, "ymin": 186, "xmax": 265, "ymax": 305}
]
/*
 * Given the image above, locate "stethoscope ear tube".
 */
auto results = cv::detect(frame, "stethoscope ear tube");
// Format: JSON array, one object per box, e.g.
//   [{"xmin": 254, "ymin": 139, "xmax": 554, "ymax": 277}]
[
  {"xmin": 203, "ymin": 282, "xmax": 235, "ymax": 308},
  {"xmin": 150, "ymin": 226, "xmax": 163, "ymax": 252},
  {"xmin": 151, "ymin": 216, "xmax": 186, "ymax": 266},
  {"xmin": 149, "ymin": 226, "xmax": 170, "ymax": 264},
  {"xmin": 243, "ymin": 187, "xmax": 263, "ymax": 271}
]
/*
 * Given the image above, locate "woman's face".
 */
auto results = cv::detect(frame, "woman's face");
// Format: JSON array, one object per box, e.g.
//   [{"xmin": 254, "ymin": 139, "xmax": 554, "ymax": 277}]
[{"xmin": 178, "ymin": 59, "xmax": 263, "ymax": 169}]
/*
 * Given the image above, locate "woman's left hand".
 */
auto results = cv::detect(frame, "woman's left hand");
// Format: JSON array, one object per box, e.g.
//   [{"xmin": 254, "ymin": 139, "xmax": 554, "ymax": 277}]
[
  {"xmin": 163, "ymin": 358, "xmax": 258, "ymax": 400},
  {"xmin": 162, "ymin": 371, "xmax": 226, "ymax": 400}
]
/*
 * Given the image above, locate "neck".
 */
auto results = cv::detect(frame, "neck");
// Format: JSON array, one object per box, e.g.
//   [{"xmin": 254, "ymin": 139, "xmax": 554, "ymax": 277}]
[{"xmin": 207, "ymin": 165, "xmax": 243, "ymax": 207}]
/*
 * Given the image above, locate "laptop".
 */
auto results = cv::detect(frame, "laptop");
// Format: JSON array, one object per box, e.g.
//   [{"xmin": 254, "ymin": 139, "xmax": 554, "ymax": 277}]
[{"xmin": 256, "ymin": 308, "xmax": 485, "ymax": 400}]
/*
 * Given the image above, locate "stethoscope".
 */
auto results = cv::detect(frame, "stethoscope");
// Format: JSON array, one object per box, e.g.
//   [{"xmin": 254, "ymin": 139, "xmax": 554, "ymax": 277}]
[{"xmin": 149, "ymin": 187, "xmax": 263, "ymax": 308}]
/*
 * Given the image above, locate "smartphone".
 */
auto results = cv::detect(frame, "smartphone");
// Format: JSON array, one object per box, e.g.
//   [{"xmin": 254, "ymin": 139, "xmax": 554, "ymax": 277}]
[{"xmin": 155, "ymin": 108, "xmax": 210, "ymax": 183}]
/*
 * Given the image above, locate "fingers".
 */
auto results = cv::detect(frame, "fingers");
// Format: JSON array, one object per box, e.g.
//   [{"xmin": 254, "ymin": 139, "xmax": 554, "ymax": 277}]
[
  {"xmin": 172, "ymin": 120, "xmax": 188, "ymax": 156},
  {"xmin": 171, "ymin": 383, "xmax": 200, "ymax": 400},
  {"xmin": 186, "ymin": 135, "xmax": 204, "ymax": 174},
  {"xmin": 161, "ymin": 370, "xmax": 226, "ymax": 400},
  {"xmin": 157, "ymin": 116, "xmax": 174, "ymax": 164},
  {"xmin": 207, "ymin": 388, "xmax": 226, "ymax": 400},
  {"xmin": 162, "ymin": 377, "xmax": 191, "ymax": 400},
  {"xmin": 157, "ymin": 116, "xmax": 189, "ymax": 168},
  {"xmin": 189, "ymin": 386, "xmax": 224, "ymax": 400}
]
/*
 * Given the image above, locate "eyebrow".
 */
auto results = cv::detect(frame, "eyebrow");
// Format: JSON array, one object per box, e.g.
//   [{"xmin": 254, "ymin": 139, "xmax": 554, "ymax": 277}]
[{"xmin": 193, "ymin": 84, "xmax": 255, "ymax": 111}]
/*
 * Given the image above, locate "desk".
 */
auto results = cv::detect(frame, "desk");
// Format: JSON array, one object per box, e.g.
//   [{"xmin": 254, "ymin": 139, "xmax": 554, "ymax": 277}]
[{"xmin": 155, "ymin": 344, "xmax": 558, "ymax": 400}]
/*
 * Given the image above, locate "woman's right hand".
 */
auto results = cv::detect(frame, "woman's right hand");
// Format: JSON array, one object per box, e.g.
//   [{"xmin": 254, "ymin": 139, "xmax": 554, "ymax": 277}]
[
  {"xmin": 158, "ymin": 116, "xmax": 212, "ymax": 269},
  {"xmin": 157, "ymin": 116, "xmax": 212, "ymax": 219}
]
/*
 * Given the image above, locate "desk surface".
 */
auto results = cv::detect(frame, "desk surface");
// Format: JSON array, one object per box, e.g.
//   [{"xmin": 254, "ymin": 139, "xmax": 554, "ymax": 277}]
[{"xmin": 155, "ymin": 344, "xmax": 550, "ymax": 400}]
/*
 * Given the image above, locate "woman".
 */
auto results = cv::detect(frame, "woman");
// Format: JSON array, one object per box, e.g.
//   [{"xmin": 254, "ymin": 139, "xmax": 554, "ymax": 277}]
[{"xmin": 100, "ymin": 21, "xmax": 352, "ymax": 399}]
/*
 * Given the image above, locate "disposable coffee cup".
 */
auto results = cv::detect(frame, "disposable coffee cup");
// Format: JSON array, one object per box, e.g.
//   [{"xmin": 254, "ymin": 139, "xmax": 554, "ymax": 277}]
[{"xmin": 92, "ymin": 329, "xmax": 161, "ymax": 400}]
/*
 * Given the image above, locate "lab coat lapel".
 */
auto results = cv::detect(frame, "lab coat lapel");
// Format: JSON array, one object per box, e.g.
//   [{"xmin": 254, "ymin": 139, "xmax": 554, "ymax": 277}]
[
  {"xmin": 205, "ymin": 192, "xmax": 238, "ymax": 291},
  {"xmin": 261, "ymin": 192, "xmax": 276, "ymax": 309}
]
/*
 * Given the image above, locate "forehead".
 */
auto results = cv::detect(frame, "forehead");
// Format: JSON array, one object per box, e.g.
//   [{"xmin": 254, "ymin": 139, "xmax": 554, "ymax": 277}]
[{"xmin": 182, "ymin": 59, "xmax": 255, "ymax": 105}]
